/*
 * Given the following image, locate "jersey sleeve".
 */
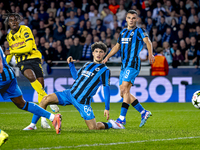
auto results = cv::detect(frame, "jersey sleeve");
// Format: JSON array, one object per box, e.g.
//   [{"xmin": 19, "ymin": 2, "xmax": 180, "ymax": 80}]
[
  {"xmin": 139, "ymin": 28, "xmax": 149, "ymax": 39},
  {"xmin": 101, "ymin": 69, "xmax": 110, "ymax": 86},
  {"xmin": 21, "ymin": 26, "xmax": 34, "ymax": 43},
  {"xmin": 117, "ymin": 33, "xmax": 122, "ymax": 44}
]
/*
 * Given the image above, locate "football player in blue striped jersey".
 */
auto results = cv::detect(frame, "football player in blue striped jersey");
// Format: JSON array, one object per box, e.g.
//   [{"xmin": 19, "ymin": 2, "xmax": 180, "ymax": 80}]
[
  {"xmin": 24, "ymin": 42, "xmax": 125, "ymax": 130},
  {"xmin": 103, "ymin": 10, "xmax": 155, "ymax": 127}
]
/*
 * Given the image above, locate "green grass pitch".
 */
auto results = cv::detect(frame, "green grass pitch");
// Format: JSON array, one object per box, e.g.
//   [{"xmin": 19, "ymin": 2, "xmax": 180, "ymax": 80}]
[{"xmin": 0, "ymin": 102, "xmax": 200, "ymax": 150}]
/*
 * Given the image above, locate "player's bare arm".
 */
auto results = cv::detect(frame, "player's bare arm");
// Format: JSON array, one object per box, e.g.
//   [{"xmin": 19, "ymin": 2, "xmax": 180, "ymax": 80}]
[
  {"xmin": 143, "ymin": 37, "xmax": 155, "ymax": 64},
  {"xmin": 103, "ymin": 43, "xmax": 120, "ymax": 63},
  {"xmin": 104, "ymin": 110, "xmax": 109, "ymax": 120},
  {"xmin": 0, "ymin": 54, "xmax": 3, "ymax": 73}
]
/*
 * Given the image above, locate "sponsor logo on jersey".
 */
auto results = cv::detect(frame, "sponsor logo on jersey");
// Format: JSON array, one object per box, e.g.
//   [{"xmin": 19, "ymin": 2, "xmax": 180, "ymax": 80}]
[
  {"xmin": 10, "ymin": 41, "xmax": 25, "ymax": 49},
  {"xmin": 121, "ymin": 38, "xmax": 131, "ymax": 44},
  {"xmin": 81, "ymin": 70, "xmax": 95, "ymax": 77}
]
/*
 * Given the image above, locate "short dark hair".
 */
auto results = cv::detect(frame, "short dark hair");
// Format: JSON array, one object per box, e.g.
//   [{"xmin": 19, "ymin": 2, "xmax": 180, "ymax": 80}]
[
  {"xmin": 127, "ymin": 10, "xmax": 138, "ymax": 15},
  {"xmin": 91, "ymin": 41, "xmax": 107, "ymax": 53}
]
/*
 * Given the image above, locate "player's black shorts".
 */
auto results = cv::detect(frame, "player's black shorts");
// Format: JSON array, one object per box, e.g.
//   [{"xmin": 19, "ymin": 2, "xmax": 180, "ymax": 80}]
[{"xmin": 17, "ymin": 58, "xmax": 44, "ymax": 78}]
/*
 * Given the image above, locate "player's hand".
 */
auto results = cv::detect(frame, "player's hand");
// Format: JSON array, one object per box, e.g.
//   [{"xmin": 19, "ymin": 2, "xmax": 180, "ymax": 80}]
[
  {"xmin": 149, "ymin": 54, "xmax": 155, "ymax": 64},
  {"xmin": 102, "ymin": 57, "xmax": 108, "ymax": 64},
  {"xmin": 104, "ymin": 109, "xmax": 109, "ymax": 120},
  {"xmin": 5, "ymin": 50, "xmax": 11, "ymax": 56},
  {"xmin": 67, "ymin": 56, "xmax": 76, "ymax": 64}
]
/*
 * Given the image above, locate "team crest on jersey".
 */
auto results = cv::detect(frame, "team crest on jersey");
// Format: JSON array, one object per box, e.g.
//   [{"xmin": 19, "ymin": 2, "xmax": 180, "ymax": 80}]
[
  {"xmin": 130, "ymin": 31, "xmax": 134, "ymax": 36},
  {"xmin": 95, "ymin": 67, "xmax": 100, "ymax": 71}
]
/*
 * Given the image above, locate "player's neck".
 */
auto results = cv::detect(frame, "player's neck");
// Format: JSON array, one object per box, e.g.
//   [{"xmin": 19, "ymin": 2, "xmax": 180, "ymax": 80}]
[
  {"xmin": 11, "ymin": 26, "xmax": 20, "ymax": 34},
  {"xmin": 127, "ymin": 26, "xmax": 136, "ymax": 30},
  {"xmin": 93, "ymin": 60, "xmax": 102, "ymax": 64}
]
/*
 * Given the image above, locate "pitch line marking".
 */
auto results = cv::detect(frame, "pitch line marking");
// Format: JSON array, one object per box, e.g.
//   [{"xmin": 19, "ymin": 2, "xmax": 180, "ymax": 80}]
[{"xmin": 15, "ymin": 136, "xmax": 200, "ymax": 150}]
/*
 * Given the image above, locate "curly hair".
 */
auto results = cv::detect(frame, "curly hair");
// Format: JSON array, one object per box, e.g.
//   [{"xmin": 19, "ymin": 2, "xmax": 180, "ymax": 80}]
[
  {"xmin": 91, "ymin": 41, "xmax": 107, "ymax": 53},
  {"xmin": 3, "ymin": 12, "xmax": 21, "ymax": 30}
]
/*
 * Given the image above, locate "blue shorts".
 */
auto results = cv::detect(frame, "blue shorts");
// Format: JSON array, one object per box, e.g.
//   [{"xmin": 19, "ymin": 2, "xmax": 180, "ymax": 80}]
[
  {"xmin": 119, "ymin": 67, "xmax": 140, "ymax": 86},
  {"xmin": 55, "ymin": 89, "xmax": 95, "ymax": 120},
  {"xmin": 0, "ymin": 78, "xmax": 22, "ymax": 100}
]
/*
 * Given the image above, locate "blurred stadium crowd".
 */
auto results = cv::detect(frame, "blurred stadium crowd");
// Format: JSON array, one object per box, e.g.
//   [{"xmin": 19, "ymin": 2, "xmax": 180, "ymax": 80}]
[{"xmin": 0, "ymin": 0, "xmax": 199, "ymax": 68}]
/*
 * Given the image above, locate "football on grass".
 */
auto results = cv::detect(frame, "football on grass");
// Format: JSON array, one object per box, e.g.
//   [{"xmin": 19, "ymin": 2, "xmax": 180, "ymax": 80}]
[{"xmin": 192, "ymin": 91, "xmax": 200, "ymax": 109}]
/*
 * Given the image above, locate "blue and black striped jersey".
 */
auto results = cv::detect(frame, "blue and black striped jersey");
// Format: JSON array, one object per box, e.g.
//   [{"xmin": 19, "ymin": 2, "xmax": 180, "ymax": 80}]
[
  {"xmin": 70, "ymin": 62, "xmax": 110, "ymax": 105},
  {"xmin": 117, "ymin": 27, "xmax": 149, "ymax": 70},
  {"xmin": 0, "ymin": 47, "xmax": 15, "ymax": 82}
]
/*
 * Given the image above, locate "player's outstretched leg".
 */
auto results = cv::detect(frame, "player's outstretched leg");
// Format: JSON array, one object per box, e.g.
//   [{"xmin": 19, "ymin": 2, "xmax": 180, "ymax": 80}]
[
  {"xmin": 109, "ymin": 119, "xmax": 125, "ymax": 129},
  {"xmin": 0, "ymin": 130, "xmax": 8, "ymax": 147}
]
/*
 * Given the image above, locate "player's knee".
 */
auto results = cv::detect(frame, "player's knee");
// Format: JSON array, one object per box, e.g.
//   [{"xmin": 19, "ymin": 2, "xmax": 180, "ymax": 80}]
[
  {"xmin": 88, "ymin": 124, "xmax": 98, "ymax": 130},
  {"xmin": 40, "ymin": 96, "xmax": 50, "ymax": 106},
  {"xmin": 120, "ymin": 87, "xmax": 129, "ymax": 97}
]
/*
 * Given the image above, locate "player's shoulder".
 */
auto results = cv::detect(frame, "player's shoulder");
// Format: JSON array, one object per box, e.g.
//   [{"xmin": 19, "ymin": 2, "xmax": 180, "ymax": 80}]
[
  {"xmin": 120, "ymin": 28, "xmax": 128, "ymax": 34},
  {"xmin": 20, "ymin": 25, "xmax": 31, "ymax": 32},
  {"xmin": 137, "ymin": 27, "xmax": 146, "ymax": 32}
]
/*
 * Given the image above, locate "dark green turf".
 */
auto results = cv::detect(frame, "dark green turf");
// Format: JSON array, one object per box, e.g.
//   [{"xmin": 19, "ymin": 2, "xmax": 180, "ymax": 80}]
[{"xmin": 0, "ymin": 102, "xmax": 200, "ymax": 150}]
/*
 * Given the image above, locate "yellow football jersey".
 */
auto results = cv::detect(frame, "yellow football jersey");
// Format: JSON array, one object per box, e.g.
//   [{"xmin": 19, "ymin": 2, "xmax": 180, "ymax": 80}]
[{"xmin": 6, "ymin": 25, "xmax": 42, "ymax": 63}]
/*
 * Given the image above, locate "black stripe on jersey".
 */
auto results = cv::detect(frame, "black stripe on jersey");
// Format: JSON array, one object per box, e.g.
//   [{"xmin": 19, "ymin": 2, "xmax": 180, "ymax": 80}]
[
  {"xmin": 24, "ymin": 54, "xmax": 28, "ymax": 60},
  {"xmin": 1, "ymin": 71, "xmax": 6, "ymax": 81},
  {"xmin": 80, "ymin": 78, "xmax": 100, "ymax": 104},
  {"xmin": 20, "ymin": 55, "xmax": 23, "ymax": 62},
  {"xmin": 124, "ymin": 28, "xmax": 137, "ymax": 68},
  {"xmin": 85, "ymin": 97, "xmax": 91, "ymax": 105},
  {"xmin": 18, "ymin": 45, "xmax": 26, "ymax": 49},
  {"xmin": 10, "ymin": 67, "xmax": 16, "ymax": 78},
  {"xmin": 74, "ymin": 64, "xmax": 105, "ymax": 100},
  {"xmin": 131, "ymin": 30, "xmax": 140, "ymax": 68},
  {"xmin": 71, "ymin": 63, "xmax": 96, "ymax": 94},
  {"xmin": 4, "ymin": 65, "xmax": 12, "ymax": 80},
  {"xmin": 33, "ymin": 48, "xmax": 36, "ymax": 50},
  {"xmin": 122, "ymin": 30, "xmax": 129, "ymax": 61},
  {"xmin": 25, "ymin": 38, "xmax": 33, "ymax": 42},
  {"xmin": 11, "ymin": 36, "xmax": 15, "ymax": 41}
]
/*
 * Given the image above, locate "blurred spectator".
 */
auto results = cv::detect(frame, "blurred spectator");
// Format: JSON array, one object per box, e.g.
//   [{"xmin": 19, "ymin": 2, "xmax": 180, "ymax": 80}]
[
  {"xmin": 43, "ymin": 42, "xmax": 55, "ymax": 66},
  {"xmin": 93, "ymin": 36, "xmax": 100, "ymax": 43},
  {"xmin": 65, "ymin": 11, "xmax": 79, "ymax": 31},
  {"xmin": 82, "ymin": 13, "xmax": 89, "ymax": 26},
  {"xmin": 165, "ymin": 10, "xmax": 178, "ymax": 26},
  {"xmin": 68, "ymin": 37, "xmax": 82, "ymax": 60},
  {"xmin": 162, "ymin": 27, "xmax": 173, "ymax": 45},
  {"xmin": 170, "ymin": 18, "xmax": 179, "ymax": 39},
  {"xmin": 100, "ymin": 31, "xmax": 106, "ymax": 43},
  {"xmin": 52, "ymin": 41, "xmax": 57, "ymax": 51},
  {"xmin": 106, "ymin": 28, "xmax": 113, "ymax": 39},
  {"xmin": 95, "ymin": 19, "xmax": 106, "ymax": 36},
  {"xmin": 185, "ymin": 36, "xmax": 198, "ymax": 65},
  {"xmin": 28, "ymin": 2, "xmax": 37, "ymax": 15},
  {"xmin": 195, "ymin": 48, "xmax": 200, "ymax": 68},
  {"xmin": 0, "ymin": 29, "xmax": 7, "ymax": 45},
  {"xmin": 152, "ymin": 1, "xmax": 165, "ymax": 21},
  {"xmin": 92, "ymin": 29, "xmax": 97, "ymax": 37},
  {"xmin": 53, "ymin": 26, "xmax": 65, "ymax": 43},
  {"xmin": 67, "ymin": 1, "xmax": 77, "ymax": 14},
  {"xmin": 152, "ymin": 41, "xmax": 158, "ymax": 54},
  {"xmin": 185, "ymin": 37, "xmax": 191, "ymax": 49},
  {"xmin": 43, "ymin": 27, "xmax": 52, "ymax": 42},
  {"xmin": 103, "ymin": 7, "xmax": 114, "ymax": 29},
  {"xmin": 30, "ymin": 13, "xmax": 40, "ymax": 30},
  {"xmin": 88, "ymin": 5, "xmax": 95, "ymax": 18},
  {"xmin": 144, "ymin": 10, "xmax": 152, "ymax": 25},
  {"xmin": 109, "ymin": 0, "xmax": 120, "ymax": 15},
  {"xmin": 188, "ymin": 8, "xmax": 196, "ymax": 24},
  {"xmin": 81, "ymin": 34, "xmax": 92, "ymax": 60},
  {"xmin": 188, "ymin": 26, "xmax": 196, "ymax": 38},
  {"xmin": 79, "ymin": 30, "xmax": 88, "ymax": 45},
  {"xmin": 63, "ymin": 39, "xmax": 71, "ymax": 54},
  {"xmin": 90, "ymin": 9, "xmax": 100, "ymax": 29},
  {"xmin": 54, "ymin": 45, "xmax": 67, "ymax": 61},
  {"xmin": 151, "ymin": 47, "xmax": 169, "ymax": 76},
  {"xmin": 136, "ymin": 17, "xmax": 142, "ymax": 28},
  {"xmin": 38, "ymin": 37, "xmax": 46, "ymax": 54},
  {"xmin": 146, "ymin": 17, "xmax": 153, "ymax": 35},
  {"xmin": 158, "ymin": 16, "xmax": 168, "ymax": 35},
  {"xmin": 179, "ymin": 39, "xmax": 187, "ymax": 59},
  {"xmin": 163, "ymin": 41, "xmax": 175, "ymax": 65},
  {"xmin": 85, "ymin": 21, "xmax": 93, "ymax": 33},
  {"xmin": 192, "ymin": 15, "xmax": 199, "ymax": 29},
  {"xmin": 196, "ymin": 26, "xmax": 200, "ymax": 45},
  {"xmin": 150, "ymin": 26, "xmax": 162, "ymax": 46},
  {"xmin": 76, "ymin": 8, "xmax": 84, "ymax": 21},
  {"xmin": 21, "ymin": 3, "xmax": 28, "ymax": 17},
  {"xmin": 98, "ymin": 0, "xmax": 108, "ymax": 14},
  {"xmin": 38, "ymin": 6, "xmax": 49, "ymax": 22},
  {"xmin": 56, "ymin": 1, "xmax": 66, "ymax": 17},
  {"xmin": 47, "ymin": 2, "xmax": 57, "ymax": 18},
  {"xmin": 165, "ymin": 0, "xmax": 174, "ymax": 16},
  {"xmin": 81, "ymin": 0, "xmax": 90, "ymax": 13},
  {"xmin": 15, "ymin": 6, "xmax": 23, "ymax": 17},
  {"xmin": 44, "ymin": 15, "xmax": 54, "ymax": 30},
  {"xmin": 76, "ymin": 20, "xmax": 85, "ymax": 35},
  {"xmin": 128, "ymin": 0, "xmax": 140, "ymax": 10},
  {"xmin": 105, "ymin": 37, "xmax": 112, "ymax": 50},
  {"xmin": 177, "ymin": 30, "xmax": 184, "ymax": 44},
  {"xmin": 37, "ymin": 20, "xmax": 46, "ymax": 38},
  {"xmin": 116, "ymin": 5, "xmax": 127, "ymax": 24},
  {"xmin": 171, "ymin": 40, "xmax": 178, "ymax": 53}
]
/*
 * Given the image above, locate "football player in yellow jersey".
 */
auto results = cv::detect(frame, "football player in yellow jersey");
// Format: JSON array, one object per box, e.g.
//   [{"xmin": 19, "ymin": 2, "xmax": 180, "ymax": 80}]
[{"xmin": 4, "ymin": 13, "xmax": 59, "ymax": 129}]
